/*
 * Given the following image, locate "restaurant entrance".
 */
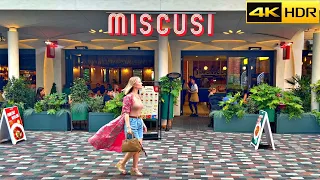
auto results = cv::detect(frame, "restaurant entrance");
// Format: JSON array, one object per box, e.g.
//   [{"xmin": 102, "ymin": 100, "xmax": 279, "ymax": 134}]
[{"xmin": 181, "ymin": 50, "xmax": 275, "ymax": 116}]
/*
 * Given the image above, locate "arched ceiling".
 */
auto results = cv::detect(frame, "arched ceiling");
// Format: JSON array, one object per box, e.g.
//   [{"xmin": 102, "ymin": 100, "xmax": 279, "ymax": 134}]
[{"xmin": 0, "ymin": 10, "xmax": 316, "ymax": 45}]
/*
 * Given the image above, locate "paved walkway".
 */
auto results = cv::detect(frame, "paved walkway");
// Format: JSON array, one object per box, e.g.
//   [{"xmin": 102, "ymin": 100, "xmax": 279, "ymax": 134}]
[{"xmin": 1, "ymin": 129, "xmax": 320, "ymax": 179}]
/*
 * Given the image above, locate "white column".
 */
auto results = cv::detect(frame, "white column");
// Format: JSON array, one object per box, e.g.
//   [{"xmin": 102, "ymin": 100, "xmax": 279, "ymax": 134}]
[
  {"xmin": 158, "ymin": 35, "xmax": 169, "ymax": 79},
  {"xmin": 7, "ymin": 28, "xmax": 19, "ymax": 78},
  {"xmin": 292, "ymin": 30, "xmax": 304, "ymax": 77},
  {"xmin": 36, "ymin": 47, "xmax": 45, "ymax": 88},
  {"xmin": 312, "ymin": 32, "xmax": 320, "ymax": 111},
  {"xmin": 54, "ymin": 46, "xmax": 63, "ymax": 93},
  {"xmin": 275, "ymin": 46, "xmax": 284, "ymax": 89}
]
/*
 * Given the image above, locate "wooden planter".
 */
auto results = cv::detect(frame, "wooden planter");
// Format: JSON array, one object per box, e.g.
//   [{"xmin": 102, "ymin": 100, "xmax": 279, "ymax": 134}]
[
  {"xmin": 88, "ymin": 112, "xmax": 115, "ymax": 132},
  {"xmin": 276, "ymin": 113, "xmax": 320, "ymax": 134},
  {"xmin": 23, "ymin": 112, "xmax": 71, "ymax": 131},
  {"xmin": 214, "ymin": 114, "xmax": 259, "ymax": 133}
]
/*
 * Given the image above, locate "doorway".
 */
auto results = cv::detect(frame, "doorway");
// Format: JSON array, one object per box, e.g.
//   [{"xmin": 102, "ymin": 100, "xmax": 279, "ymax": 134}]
[{"xmin": 181, "ymin": 50, "xmax": 275, "ymax": 116}]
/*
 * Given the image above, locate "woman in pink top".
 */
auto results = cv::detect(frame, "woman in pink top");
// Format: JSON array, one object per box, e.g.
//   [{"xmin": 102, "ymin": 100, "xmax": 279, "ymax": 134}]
[{"xmin": 88, "ymin": 76, "xmax": 147, "ymax": 176}]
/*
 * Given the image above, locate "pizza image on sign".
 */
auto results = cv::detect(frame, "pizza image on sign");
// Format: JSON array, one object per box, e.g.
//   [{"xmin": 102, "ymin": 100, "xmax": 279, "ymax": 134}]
[{"xmin": 251, "ymin": 115, "xmax": 263, "ymax": 146}]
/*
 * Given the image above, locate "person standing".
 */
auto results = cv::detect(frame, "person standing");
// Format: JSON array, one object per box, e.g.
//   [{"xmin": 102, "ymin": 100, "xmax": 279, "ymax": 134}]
[
  {"xmin": 189, "ymin": 77, "xmax": 199, "ymax": 117},
  {"xmin": 88, "ymin": 77, "xmax": 147, "ymax": 176},
  {"xmin": 36, "ymin": 87, "xmax": 45, "ymax": 101}
]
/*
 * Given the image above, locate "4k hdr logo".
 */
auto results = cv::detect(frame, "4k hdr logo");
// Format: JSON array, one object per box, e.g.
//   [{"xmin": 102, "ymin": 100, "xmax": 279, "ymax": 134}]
[{"xmin": 246, "ymin": 1, "xmax": 319, "ymax": 23}]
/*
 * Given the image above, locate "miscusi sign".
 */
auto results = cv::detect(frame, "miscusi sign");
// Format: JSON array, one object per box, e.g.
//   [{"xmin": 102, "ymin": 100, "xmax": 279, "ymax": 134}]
[{"xmin": 107, "ymin": 13, "xmax": 214, "ymax": 37}]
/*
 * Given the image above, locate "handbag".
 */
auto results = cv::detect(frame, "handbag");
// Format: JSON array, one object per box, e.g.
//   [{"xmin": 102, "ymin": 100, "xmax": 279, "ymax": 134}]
[
  {"xmin": 122, "ymin": 134, "xmax": 147, "ymax": 156},
  {"xmin": 122, "ymin": 133, "xmax": 141, "ymax": 152}
]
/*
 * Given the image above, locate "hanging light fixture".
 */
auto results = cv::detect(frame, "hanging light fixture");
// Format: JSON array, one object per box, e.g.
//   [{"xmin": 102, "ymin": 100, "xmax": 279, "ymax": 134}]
[{"xmin": 0, "ymin": 33, "xmax": 6, "ymax": 42}]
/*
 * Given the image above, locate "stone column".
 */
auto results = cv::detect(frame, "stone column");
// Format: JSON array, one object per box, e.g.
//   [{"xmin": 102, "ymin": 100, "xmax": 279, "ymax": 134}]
[
  {"xmin": 158, "ymin": 35, "xmax": 169, "ymax": 79},
  {"xmin": 311, "ymin": 32, "xmax": 320, "ymax": 111},
  {"xmin": 7, "ymin": 28, "xmax": 19, "ymax": 78}
]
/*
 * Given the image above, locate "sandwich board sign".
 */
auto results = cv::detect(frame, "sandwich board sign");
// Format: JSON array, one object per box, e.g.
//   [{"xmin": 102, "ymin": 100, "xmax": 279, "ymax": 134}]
[
  {"xmin": 0, "ymin": 106, "xmax": 26, "ymax": 145},
  {"xmin": 250, "ymin": 110, "xmax": 275, "ymax": 150}
]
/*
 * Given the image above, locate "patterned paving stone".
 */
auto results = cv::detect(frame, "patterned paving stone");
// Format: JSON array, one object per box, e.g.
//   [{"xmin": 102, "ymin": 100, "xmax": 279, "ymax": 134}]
[{"xmin": 1, "ymin": 130, "xmax": 320, "ymax": 179}]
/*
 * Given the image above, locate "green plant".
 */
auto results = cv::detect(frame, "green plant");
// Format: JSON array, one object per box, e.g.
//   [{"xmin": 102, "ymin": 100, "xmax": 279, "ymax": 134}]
[
  {"xmin": 50, "ymin": 83, "xmax": 57, "ymax": 94},
  {"xmin": 286, "ymin": 75, "xmax": 311, "ymax": 112},
  {"xmin": 3, "ymin": 77, "xmax": 32, "ymax": 108},
  {"xmin": 249, "ymin": 83, "xmax": 282, "ymax": 110},
  {"xmin": 218, "ymin": 92, "xmax": 246, "ymax": 122},
  {"xmin": 24, "ymin": 93, "xmax": 69, "ymax": 117},
  {"xmin": 245, "ymin": 97, "xmax": 258, "ymax": 114},
  {"xmin": 159, "ymin": 76, "xmax": 182, "ymax": 104},
  {"xmin": 88, "ymin": 96, "xmax": 104, "ymax": 113},
  {"xmin": 70, "ymin": 78, "xmax": 90, "ymax": 113},
  {"xmin": 280, "ymin": 91, "xmax": 304, "ymax": 119},
  {"xmin": 311, "ymin": 79, "xmax": 320, "ymax": 103},
  {"xmin": 312, "ymin": 110, "xmax": 320, "ymax": 125},
  {"xmin": 103, "ymin": 92, "xmax": 125, "ymax": 117}
]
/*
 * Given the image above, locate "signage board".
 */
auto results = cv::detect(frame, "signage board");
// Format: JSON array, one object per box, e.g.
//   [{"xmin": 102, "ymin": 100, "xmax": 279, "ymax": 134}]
[
  {"xmin": 139, "ymin": 86, "xmax": 159, "ymax": 120},
  {"xmin": 0, "ymin": 106, "xmax": 26, "ymax": 145},
  {"xmin": 107, "ymin": 13, "xmax": 214, "ymax": 37},
  {"xmin": 250, "ymin": 110, "xmax": 275, "ymax": 150},
  {"xmin": 246, "ymin": 0, "xmax": 319, "ymax": 24}
]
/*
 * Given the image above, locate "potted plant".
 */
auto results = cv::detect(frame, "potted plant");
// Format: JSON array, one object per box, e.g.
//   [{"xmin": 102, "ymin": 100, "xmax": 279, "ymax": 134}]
[
  {"xmin": 286, "ymin": 75, "xmax": 311, "ymax": 112},
  {"xmin": 249, "ymin": 83, "xmax": 282, "ymax": 123},
  {"xmin": 103, "ymin": 92, "xmax": 125, "ymax": 117},
  {"xmin": 23, "ymin": 93, "xmax": 70, "ymax": 131},
  {"xmin": 88, "ymin": 95, "xmax": 115, "ymax": 132},
  {"xmin": 70, "ymin": 78, "xmax": 89, "ymax": 121},
  {"xmin": 2, "ymin": 77, "xmax": 36, "ymax": 116},
  {"xmin": 159, "ymin": 76, "xmax": 182, "ymax": 129},
  {"xmin": 213, "ymin": 92, "xmax": 259, "ymax": 133}
]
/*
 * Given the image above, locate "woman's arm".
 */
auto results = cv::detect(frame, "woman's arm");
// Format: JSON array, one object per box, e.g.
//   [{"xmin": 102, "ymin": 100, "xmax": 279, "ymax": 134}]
[{"xmin": 122, "ymin": 94, "xmax": 133, "ymax": 134}]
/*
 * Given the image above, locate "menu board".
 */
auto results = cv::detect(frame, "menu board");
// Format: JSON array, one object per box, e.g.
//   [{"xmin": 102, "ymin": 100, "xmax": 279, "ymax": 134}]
[
  {"xmin": 139, "ymin": 86, "xmax": 159, "ymax": 120},
  {"xmin": 0, "ymin": 106, "xmax": 26, "ymax": 145}
]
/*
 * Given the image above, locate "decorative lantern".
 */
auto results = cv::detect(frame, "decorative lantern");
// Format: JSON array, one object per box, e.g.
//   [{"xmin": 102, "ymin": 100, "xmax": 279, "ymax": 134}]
[{"xmin": 46, "ymin": 41, "xmax": 58, "ymax": 58}]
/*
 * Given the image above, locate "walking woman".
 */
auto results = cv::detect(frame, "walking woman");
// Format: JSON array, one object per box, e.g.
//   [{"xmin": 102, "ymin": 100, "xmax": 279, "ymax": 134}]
[
  {"xmin": 88, "ymin": 76, "xmax": 147, "ymax": 176},
  {"xmin": 189, "ymin": 77, "xmax": 199, "ymax": 117}
]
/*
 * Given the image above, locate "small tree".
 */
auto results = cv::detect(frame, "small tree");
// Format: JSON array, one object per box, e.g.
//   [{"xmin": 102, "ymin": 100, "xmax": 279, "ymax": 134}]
[{"xmin": 50, "ymin": 83, "xmax": 57, "ymax": 94}]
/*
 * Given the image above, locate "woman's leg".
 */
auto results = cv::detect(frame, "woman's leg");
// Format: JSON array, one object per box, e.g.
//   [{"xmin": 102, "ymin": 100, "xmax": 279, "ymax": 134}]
[
  {"xmin": 131, "ymin": 119, "xmax": 143, "ymax": 176},
  {"xmin": 189, "ymin": 101, "xmax": 194, "ymax": 114},
  {"xmin": 193, "ymin": 102, "xmax": 198, "ymax": 115}
]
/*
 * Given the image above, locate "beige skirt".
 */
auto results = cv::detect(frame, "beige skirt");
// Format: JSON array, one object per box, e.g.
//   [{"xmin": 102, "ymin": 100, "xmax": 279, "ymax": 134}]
[{"xmin": 190, "ymin": 93, "xmax": 199, "ymax": 102}]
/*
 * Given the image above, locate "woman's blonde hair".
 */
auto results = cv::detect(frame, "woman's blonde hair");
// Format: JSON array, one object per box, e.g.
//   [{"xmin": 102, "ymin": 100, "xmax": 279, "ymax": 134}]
[{"xmin": 122, "ymin": 76, "xmax": 141, "ymax": 95}]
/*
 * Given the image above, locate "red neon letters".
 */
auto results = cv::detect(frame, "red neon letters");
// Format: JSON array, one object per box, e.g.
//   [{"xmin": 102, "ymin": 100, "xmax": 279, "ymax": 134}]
[{"xmin": 108, "ymin": 13, "xmax": 214, "ymax": 37}]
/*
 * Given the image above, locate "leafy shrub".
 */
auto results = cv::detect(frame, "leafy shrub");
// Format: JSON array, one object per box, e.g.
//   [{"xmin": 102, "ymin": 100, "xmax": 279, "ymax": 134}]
[
  {"xmin": 218, "ymin": 92, "xmax": 246, "ymax": 122},
  {"xmin": 250, "ymin": 83, "xmax": 282, "ymax": 110},
  {"xmin": 159, "ymin": 76, "xmax": 182, "ymax": 104},
  {"xmin": 103, "ymin": 92, "xmax": 125, "ymax": 117},
  {"xmin": 279, "ymin": 91, "xmax": 304, "ymax": 119},
  {"xmin": 88, "ymin": 96, "xmax": 104, "ymax": 113},
  {"xmin": 286, "ymin": 75, "xmax": 311, "ymax": 112}
]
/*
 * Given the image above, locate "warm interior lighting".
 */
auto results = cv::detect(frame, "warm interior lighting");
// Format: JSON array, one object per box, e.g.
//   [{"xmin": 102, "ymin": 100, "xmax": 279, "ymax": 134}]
[
  {"xmin": 223, "ymin": 32, "xmax": 230, "ymax": 34},
  {"xmin": 134, "ymin": 40, "xmax": 157, "ymax": 44},
  {"xmin": 243, "ymin": 58, "xmax": 248, "ymax": 65},
  {"xmin": 259, "ymin": 57, "xmax": 269, "ymax": 61},
  {"xmin": 204, "ymin": 66, "xmax": 208, "ymax": 70},
  {"xmin": 228, "ymin": 30, "xmax": 233, "ymax": 33},
  {"xmin": 237, "ymin": 30, "xmax": 242, "ymax": 33},
  {"xmin": 242, "ymin": 66, "xmax": 246, "ymax": 70},
  {"xmin": 216, "ymin": 58, "xmax": 219, "ymax": 60},
  {"xmin": 304, "ymin": 57, "xmax": 307, "ymax": 62},
  {"xmin": 58, "ymin": 39, "xmax": 81, "ymax": 43},
  {"xmin": 178, "ymin": 40, "xmax": 201, "ymax": 43},
  {"xmin": 89, "ymin": 29, "xmax": 96, "ymax": 33},
  {"xmin": 123, "ymin": 68, "xmax": 129, "ymax": 73},
  {"xmin": 19, "ymin": 39, "xmax": 39, "ymax": 42},
  {"xmin": 91, "ymin": 39, "xmax": 124, "ymax": 42},
  {"xmin": 256, "ymin": 40, "xmax": 280, "ymax": 44},
  {"xmin": 99, "ymin": 29, "xmax": 103, "ymax": 33},
  {"xmin": 223, "ymin": 66, "xmax": 227, "ymax": 71},
  {"xmin": 212, "ymin": 40, "xmax": 246, "ymax": 43}
]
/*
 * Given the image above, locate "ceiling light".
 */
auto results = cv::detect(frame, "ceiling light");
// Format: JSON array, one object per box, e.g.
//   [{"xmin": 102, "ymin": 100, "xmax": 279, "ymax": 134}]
[
  {"xmin": 89, "ymin": 29, "xmax": 96, "ymax": 33},
  {"xmin": 204, "ymin": 66, "xmax": 208, "ymax": 70},
  {"xmin": 103, "ymin": 31, "xmax": 108, "ymax": 34},
  {"xmin": 216, "ymin": 58, "xmax": 219, "ymax": 60},
  {"xmin": 196, "ymin": 56, "xmax": 198, "ymax": 57},
  {"xmin": 99, "ymin": 29, "xmax": 103, "ymax": 33},
  {"xmin": 223, "ymin": 32, "xmax": 229, "ymax": 34},
  {"xmin": 228, "ymin": 30, "xmax": 233, "ymax": 33},
  {"xmin": 238, "ymin": 32, "xmax": 245, "ymax": 34},
  {"xmin": 237, "ymin": 30, "xmax": 242, "ymax": 33}
]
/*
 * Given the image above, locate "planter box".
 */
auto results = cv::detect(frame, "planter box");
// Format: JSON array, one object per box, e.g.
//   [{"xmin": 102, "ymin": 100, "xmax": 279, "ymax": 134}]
[
  {"xmin": 88, "ymin": 112, "xmax": 115, "ymax": 132},
  {"xmin": 214, "ymin": 114, "xmax": 259, "ymax": 133},
  {"xmin": 277, "ymin": 113, "xmax": 320, "ymax": 134},
  {"xmin": 23, "ymin": 112, "xmax": 71, "ymax": 131},
  {"xmin": 71, "ymin": 109, "xmax": 88, "ymax": 121}
]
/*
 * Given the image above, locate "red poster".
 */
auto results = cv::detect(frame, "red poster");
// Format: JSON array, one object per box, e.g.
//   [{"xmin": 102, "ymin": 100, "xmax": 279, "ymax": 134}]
[{"xmin": 3, "ymin": 106, "xmax": 25, "ymax": 143}]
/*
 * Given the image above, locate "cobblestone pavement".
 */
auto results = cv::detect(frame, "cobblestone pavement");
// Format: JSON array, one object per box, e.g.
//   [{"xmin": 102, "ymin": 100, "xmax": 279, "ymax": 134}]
[{"xmin": 1, "ymin": 130, "xmax": 320, "ymax": 179}]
